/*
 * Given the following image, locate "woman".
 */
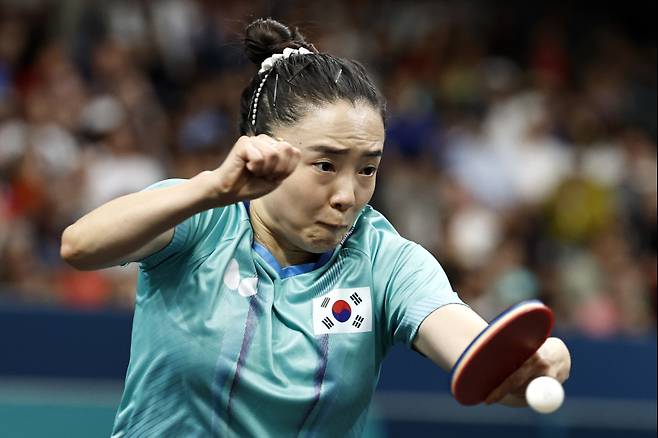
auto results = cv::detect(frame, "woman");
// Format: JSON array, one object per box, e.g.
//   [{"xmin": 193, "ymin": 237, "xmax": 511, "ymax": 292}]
[{"xmin": 61, "ymin": 18, "xmax": 570, "ymax": 437}]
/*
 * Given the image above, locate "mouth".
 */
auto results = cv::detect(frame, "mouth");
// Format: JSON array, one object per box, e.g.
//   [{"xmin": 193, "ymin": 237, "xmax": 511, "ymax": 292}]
[{"xmin": 318, "ymin": 222, "xmax": 350, "ymax": 230}]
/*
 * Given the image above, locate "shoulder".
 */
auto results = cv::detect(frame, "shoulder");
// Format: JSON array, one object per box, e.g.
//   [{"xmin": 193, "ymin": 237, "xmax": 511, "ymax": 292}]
[{"xmin": 345, "ymin": 205, "xmax": 416, "ymax": 260}]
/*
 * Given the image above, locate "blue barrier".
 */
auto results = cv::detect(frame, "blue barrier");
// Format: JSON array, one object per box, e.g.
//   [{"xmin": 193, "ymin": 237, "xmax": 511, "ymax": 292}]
[
  {"xmin": 0, "ymin": 304, "xmax": 133, "ymax": 379},
  {"xmin": 0, "ymin": 304, "xmax": 655, "ymax": 437},
  {"xmin": 378, "ymin": 332, "xmax": 657, "ymax": 399}
]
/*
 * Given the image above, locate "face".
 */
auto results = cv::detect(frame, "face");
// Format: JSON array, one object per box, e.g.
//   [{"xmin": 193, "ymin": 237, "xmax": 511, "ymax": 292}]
[{"xmin": 257, "ymin": 99, "xmax": 385, "ymax": 255}]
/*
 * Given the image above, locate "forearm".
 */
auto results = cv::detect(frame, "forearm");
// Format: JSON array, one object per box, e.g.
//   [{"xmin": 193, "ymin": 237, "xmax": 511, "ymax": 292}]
[
  {"xmin": 61, "ymin": 171, "xmax": 219, "ymax": 270},
  {"xmin": 61, "ymin": 134, "xmax": 301, "ymax": 270},
  {"xmin": 414, "ymin": 304, "xmax": 488, "ymax": 371}
]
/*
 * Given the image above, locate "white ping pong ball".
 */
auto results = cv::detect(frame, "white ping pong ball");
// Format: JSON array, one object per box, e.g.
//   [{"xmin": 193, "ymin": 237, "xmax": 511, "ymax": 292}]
[{"xmin": 525, "ymin": 376, "xmax": 564, "ymax": 414}]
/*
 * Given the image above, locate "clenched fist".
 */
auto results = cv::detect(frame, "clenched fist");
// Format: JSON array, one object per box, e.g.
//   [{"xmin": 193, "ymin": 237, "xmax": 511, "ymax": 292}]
[{"xmin": 202, "ymin": 134, "xmax": 301, "ymax": 205}]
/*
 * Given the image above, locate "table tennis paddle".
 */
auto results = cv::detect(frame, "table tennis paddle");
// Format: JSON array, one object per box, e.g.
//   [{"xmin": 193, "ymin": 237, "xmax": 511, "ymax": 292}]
[{"xmin": 451, "ymin": 300, "xmax": 554, "ymax": 405}]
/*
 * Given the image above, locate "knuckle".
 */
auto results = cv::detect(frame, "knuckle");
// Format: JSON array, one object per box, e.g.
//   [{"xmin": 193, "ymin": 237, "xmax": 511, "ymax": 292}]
[
  {"xmin": 236, "ymin": 135, "xmax": 252, "ymax": 147},
  {"xmin": 536, "ymin": 356, "xmax": 551, "ymax": 369},
  {"xmin": 263, "ymin": 149, "xmax": 278, "ymax": 162},
  {"xmin": 285, "ymin": 147, "xmax": 300, "ymax": 159},
  {"xmin": 250, "ymin": 154, "xmax": 265, "ymax": 165}
]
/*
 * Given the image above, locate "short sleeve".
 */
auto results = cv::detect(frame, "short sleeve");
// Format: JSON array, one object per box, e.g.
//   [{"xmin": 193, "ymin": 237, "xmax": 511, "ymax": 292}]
[
  {"xmin": 383, "ymin": 243, "xmax": 465, "ymax": 346},
  {"xmin": 134, "ymin": 179, "xmax": 226, "ymax": 271}
]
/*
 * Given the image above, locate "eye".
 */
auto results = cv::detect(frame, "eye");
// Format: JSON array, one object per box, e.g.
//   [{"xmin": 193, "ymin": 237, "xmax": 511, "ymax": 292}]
[
  {"xmin": 313, "ymin": 161, "xmax": 335, "ymax": 173},
  {"xmin": 360, "ymin": 166, "xmax": 377, "ymax": 176}
]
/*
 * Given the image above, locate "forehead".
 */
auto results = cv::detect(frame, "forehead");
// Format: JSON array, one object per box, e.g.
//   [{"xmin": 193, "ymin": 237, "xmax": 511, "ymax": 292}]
[{"xmin": 275, "ymin": 100, "xmax": 385, "ymax": 149}]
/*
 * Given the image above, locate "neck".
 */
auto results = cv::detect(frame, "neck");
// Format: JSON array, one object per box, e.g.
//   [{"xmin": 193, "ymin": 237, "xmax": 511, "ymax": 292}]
[{"xmin": 249, "ymin": 200, "xmax": 317, "ymax": 267}]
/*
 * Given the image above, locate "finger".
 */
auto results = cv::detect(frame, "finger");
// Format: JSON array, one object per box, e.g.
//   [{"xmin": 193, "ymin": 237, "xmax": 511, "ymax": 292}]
[
  {"xmin": 256, "ymin": 133, "xmax": 277, "ymax": 143},
  {"xmin": 270, "ymin": 140, "xmax": 300, "ymax": 179},
  {"xmin": 251, "ymin": 137, "xmax": 280, "ymax": 176},
  {"xmin": 280, "ymin": 141, "xmax": 301, "ymax": 176},
  {"xmin": 269, "ymin": 139, "xmax": 291, "ymax": 175},
  {"xmin": 241, "ymin": 142, "xmax": 266, "ymax": 174},
  {"xmin": 485, "ymin": 357, "xmax": 537, "ymax": 404},
  {"xmin": 485, "ymin": 353, "xmax": 548, "ymax": 404}
]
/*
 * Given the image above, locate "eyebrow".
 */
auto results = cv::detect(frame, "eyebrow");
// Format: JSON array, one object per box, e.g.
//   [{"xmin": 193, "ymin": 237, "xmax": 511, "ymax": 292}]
[{"xmin": 307, "ymin": 145, "xmax": 383, "ymax": 157}]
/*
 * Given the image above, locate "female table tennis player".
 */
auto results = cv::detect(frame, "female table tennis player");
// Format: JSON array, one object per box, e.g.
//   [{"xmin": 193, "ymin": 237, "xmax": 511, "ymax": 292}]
[{"xmin": 61, "ymin": 18, "xmax": 571, "ymax": 437}]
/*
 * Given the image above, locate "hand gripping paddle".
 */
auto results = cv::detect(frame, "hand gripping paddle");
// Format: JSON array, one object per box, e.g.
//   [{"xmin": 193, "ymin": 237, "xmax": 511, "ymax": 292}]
[{"xmin": 451, "ymin": 300, "xmax": 554, "ymax": 405}]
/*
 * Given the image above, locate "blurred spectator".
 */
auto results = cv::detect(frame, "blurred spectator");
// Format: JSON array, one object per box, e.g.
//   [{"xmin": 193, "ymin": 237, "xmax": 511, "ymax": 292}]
[{"xmin": 0, "ymin": 0, "xmax": 655, "ymax": 338}]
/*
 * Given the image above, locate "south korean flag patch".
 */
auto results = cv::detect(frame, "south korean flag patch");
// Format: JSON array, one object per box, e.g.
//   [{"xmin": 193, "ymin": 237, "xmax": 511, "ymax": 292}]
[{"xmin": 312, "ymin": 287, "xmax": 372, "ymax": 335}]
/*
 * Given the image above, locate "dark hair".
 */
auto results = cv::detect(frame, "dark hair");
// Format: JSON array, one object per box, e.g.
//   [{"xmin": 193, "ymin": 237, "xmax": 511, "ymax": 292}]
[{"xmin": 239, "ymin": 18, "xmax": 386, "ymax": 136}]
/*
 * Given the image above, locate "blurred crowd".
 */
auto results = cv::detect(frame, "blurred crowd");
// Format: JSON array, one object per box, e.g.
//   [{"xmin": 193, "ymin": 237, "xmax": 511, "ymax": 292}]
[{"xmin": 0, "ymin": 0, "xmax": 655, "ymax": 337}]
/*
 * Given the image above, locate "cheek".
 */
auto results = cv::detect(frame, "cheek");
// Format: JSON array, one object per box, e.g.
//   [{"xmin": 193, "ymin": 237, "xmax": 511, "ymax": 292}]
[
  {"xmin": 271, "ymin": 170, "xmax": 326, "ymax": 216},
  {"xmin": 282, "ymin": 171, "xmax": 314, "ymax": 198},
  {"xmin": 356, "ymin": 179, "xmax": 376, "ymax": 206}
]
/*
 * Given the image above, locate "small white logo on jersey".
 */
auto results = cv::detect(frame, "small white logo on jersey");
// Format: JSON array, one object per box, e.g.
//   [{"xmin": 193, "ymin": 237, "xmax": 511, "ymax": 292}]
[
  {"xmin": 313, "ymin": 287, "xmax": 372, "ymax": 335},
  {"xmin": 223, "ymin": 258, "xmax": 258, "ymax": 297},
  {"xmin": 237, "ymin": 276, "xmax": 257, "ymax": 297}
]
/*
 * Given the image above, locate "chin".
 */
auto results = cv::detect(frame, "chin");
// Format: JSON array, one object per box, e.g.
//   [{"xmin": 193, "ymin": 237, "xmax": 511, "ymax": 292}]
[
  {"xmin": 302, "ymin": 233, "xmax": 343, "ymax": 254},
  {"xmin": 304, "ymin": 240, "xmax": 338, "ymax": 254}
]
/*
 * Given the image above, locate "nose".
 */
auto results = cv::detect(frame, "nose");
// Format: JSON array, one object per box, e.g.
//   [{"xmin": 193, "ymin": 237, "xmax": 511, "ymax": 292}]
[{"xmin": 329, "ymin": 176, "xmax": 356, "ymax": 212}]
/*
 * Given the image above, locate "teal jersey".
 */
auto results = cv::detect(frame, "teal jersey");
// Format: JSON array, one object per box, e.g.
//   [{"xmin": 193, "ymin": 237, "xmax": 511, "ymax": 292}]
[{"xmin": 112, "ymin": 179, "xmax": 464, "ymax": 437}]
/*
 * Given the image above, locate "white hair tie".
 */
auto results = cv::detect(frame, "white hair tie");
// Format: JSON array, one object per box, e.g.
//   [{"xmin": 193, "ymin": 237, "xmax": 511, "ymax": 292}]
[{"xmin": 258, "ymin": 47, "xmax": 312, "ymax": 74}]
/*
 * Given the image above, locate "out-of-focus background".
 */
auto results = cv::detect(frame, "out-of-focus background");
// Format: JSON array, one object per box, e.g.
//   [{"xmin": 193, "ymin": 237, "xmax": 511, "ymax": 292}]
[{"xmin": 0, "ymin": 0, "xmax": 655, "ymax": 437}]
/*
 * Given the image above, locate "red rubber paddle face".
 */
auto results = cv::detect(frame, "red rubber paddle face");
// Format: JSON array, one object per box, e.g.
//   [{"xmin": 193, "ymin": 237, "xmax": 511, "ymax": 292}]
[{"xmin": 451, "ymin": 301, "xmax": 554, "ymax": 405}]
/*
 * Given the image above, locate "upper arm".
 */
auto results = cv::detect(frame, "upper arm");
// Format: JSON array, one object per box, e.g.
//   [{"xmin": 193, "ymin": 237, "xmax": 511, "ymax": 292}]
[
  {"xmin": 413, "ymin": 303, "xmax": 487, "ymax": 371},
  {"xmin": 117, "ymin": 228, "xmax": 175, "ymax": 266},
  {"xmin": 131, "ymin": 198, "xmax": 231, "ymax": 271},
  {"xmin": 123, "ymin": 178, "xmax": 204, "ymax": 269}
]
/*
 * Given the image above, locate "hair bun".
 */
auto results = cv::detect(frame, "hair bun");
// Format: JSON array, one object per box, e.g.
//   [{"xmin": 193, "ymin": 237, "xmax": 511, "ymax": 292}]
[{"xmin": 244, "ymin": 18, "xmax": 315, "ymax": 65}]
